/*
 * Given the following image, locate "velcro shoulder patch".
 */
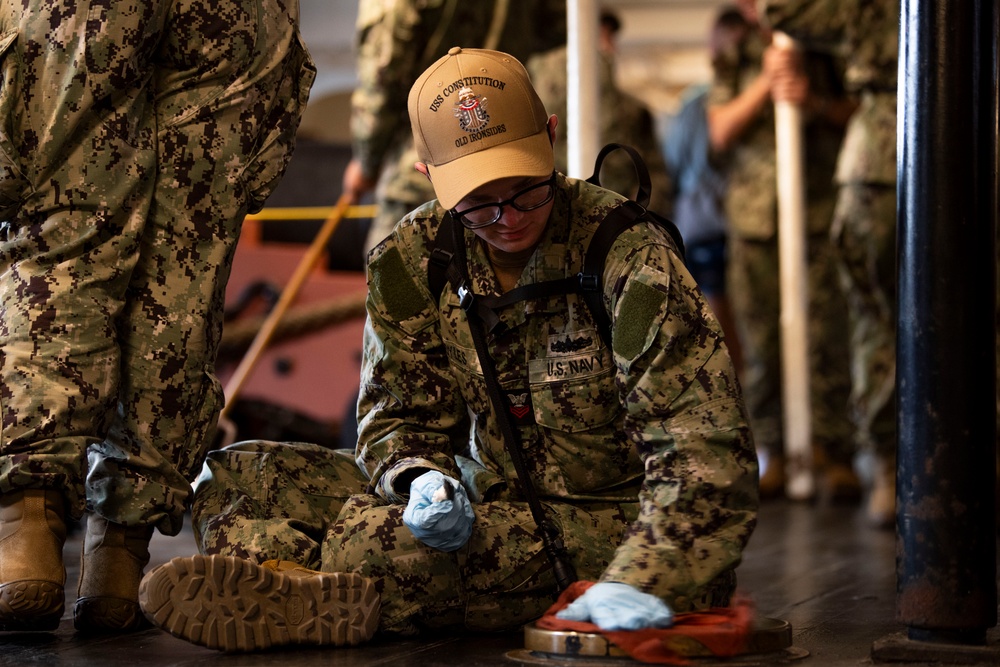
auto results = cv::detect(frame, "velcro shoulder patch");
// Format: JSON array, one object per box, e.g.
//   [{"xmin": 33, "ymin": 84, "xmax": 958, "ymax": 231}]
[
  {"xmin": 369, "ymin": 246, "xmax": 428, "ymax": 324},
  {"xmin": 613, "ymin": 269, "xmax": 667, "ymax": 361}
]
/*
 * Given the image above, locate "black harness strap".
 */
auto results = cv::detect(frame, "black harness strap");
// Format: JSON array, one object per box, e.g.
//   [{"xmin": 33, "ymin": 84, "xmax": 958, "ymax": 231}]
[
  {"xmin": 429, "ymin": 203, "xmax": 649, "ymax": 348},
  {"xmin": 444, "ymin": 211, "xmax": 577, "ymax": 591},
  {"xmin": 421, "ymin": 144, "xmax": 687, "ymax": 592},
  {"xmin": 579, "ymin": 198, "xmax": 646, "ymax": 347},
  {"xmin": 586, "ymin": 142, "xmax": 652, "ymax": 207}
]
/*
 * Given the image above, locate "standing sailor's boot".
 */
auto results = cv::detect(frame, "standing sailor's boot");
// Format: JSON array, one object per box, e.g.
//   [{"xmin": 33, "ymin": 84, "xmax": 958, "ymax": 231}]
[
  {"xmin": 74, "ymin": 514, "xmax": 154, "ymax": 633},
  {"xmin": 0, "ymin": 489, "xmax": 68, "ymax": 631},
  {"xmin": 867, "ymin": 454, "xmax": 896, "ymax": 530},
  {"xmin": 757, "ymin": 453, "xmax": 786, "ymax": 499},
  {"xmin": 813, "ymin": 445, "xmax": 862, "ymax": 505}
]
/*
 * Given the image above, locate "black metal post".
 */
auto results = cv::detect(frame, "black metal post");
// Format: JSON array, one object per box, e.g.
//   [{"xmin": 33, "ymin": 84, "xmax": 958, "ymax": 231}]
[{"xmin": 896, "ymin": 0, "xmax": 998, "ymax": 646}]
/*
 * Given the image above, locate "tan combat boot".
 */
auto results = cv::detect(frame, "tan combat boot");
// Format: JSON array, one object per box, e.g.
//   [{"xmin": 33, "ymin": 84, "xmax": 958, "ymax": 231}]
[
  {"xmin": 0, "ymin": 489, "xmax": 68, "ymax": 631},
  {"xmin": 139, "ymin": 554, "xmax": 380, "ymax": 652},
  {"xmin": 867, "ymin": 454, "xmax": 896, "ymax": 530},
  {"xmin": 74, "ymin": 514, "xmax": 154, "ymax": 633}
]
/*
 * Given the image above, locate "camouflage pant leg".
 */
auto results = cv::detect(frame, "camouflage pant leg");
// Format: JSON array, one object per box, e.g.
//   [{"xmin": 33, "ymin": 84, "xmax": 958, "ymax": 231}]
[
  {"xmin": 806, "ymin": 229, "xmax": 854, "ymax": 464},
  {"xmin": 0, "ymin": 1, "xmax": 313, "ymax": 531},
  {"xmin": 191, "ymin": 441, "xmax": 366, "ymax": 568},
  {"xmin": 193, "ymin": 438, "xmax": 632, "ymax": 635},
  {"xmin": 84, "ymin": 0, "xmax": 315, "ymax": 534},
  {"xmin": 326, "ymin": 495, "xmax": 632, "ymax": 635},
  {"xmin": 830, "ymin": 183, "xmax": 897, "ymax": 456},
  {"xmin": 0, "ymin": 1, "xmax": 163, "ymax": 514},
  {"xmin": 727, "ymin": 232, "xmax": 853, "ymax": 463},
  {"xmin": 727, "ymin": 237, "xmax": 782, "ymax": 457}
]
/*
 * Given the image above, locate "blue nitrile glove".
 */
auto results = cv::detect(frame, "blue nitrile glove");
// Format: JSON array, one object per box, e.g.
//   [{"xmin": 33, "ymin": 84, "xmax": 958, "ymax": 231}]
[
  {"xmin": 555, "ymin": 582, "xmax": 674, "ymax": 631},
  {"xmin": 402, "ymin": 470, "xmax": 475, "ymax": 552}
]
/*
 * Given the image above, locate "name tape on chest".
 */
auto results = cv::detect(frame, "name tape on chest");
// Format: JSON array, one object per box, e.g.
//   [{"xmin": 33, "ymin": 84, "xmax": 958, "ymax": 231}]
[{"xmin": 528, "ymin": 350, "xmax": 611, "ymax": 383}]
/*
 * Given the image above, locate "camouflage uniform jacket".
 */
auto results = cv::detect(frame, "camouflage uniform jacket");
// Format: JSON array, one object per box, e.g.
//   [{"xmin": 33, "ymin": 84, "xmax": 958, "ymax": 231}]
[
  {"xmin": 708, "ymin": 28, "xmax": 849, "ymax": 239},
  {"xmin": 764, "ymin": 0, "xmax": 899, "ymax": 185},
  {"xmin": 351, "ymin": 0, "xmax": 566, "ymax": 200},
  {"xmin": 359, "ymin": 173, "xmax": 759, "ymax": 605}
]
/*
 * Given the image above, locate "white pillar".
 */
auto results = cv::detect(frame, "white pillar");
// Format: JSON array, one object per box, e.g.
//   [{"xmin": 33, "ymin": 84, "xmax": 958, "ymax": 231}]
[
  {"xmin": 566, "ymin": 0, "xmax": 600, "ymax": 178},
  {"xmin": 773, "ymin": 32, "xmax": 813, "ymax": 500}
]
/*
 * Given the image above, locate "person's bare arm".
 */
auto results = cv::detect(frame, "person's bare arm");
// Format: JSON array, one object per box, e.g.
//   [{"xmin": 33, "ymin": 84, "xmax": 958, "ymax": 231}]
[{"xmin": 706, "ymin": 65, "xmax": 773, "ymax": 152}]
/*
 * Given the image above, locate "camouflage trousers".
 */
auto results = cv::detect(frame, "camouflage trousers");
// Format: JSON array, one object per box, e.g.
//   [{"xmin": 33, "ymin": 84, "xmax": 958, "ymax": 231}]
[
  {"xmin": 727, "ymin": 230, "xmax": 854, "ymax": 464},
  {"xmin": 0, "ymin": 0, "xmax": 315, "ymax": 533},
  {"xmin": 830, "ymin": 183, "xmax": 898, "ymax": 457},
  {"xmin": 191, "ymin": 440, "xmax": 639, "ymax": 635}
]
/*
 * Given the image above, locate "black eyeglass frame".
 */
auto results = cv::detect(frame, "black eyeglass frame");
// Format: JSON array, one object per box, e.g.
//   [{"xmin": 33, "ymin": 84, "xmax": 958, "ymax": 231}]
[{"xmin": 450, "ymin": 172, "xmax": 557, "ymax": 229}]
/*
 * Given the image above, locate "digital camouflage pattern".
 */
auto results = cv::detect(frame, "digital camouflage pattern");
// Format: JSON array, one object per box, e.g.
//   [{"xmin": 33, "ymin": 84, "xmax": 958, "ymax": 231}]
[
  {"xmin": 0, "ymin": 0, "xmax": 315, "ymax": 534},
  {"xmin": 708, "ymin": 26, "xmax": 854, "ymax": 463},
  {"xmin": 352, "ymin": 0, "xmax": 567, "ymax": 254},
  {"xmin": 363, "ymin": 175, "xmax": 756, "ymax": 624},
  {"xmin": 526, "ymin": 47, "xmax": 674, "ymax": 216},
  {"xmin": 763, "ymin": 0, "xmax": 898, "ymax": 186},
  {"xmin": 192, "ymin": 175, "xmax": 758, "ymax": 633},
  {"xmin": 764, "ymin": 0, "xmax": 899, "ymax": 457},
  {"xmin": 192, "ymin": 441, "xmax": 638, "ymax": 634},
  {"xmin": 826, "ymin": 184, "xmax": 897, "ymax": 455},
  {"xmin": 708, "ymin": 30, "xmax": 848, "ymax": 240}
]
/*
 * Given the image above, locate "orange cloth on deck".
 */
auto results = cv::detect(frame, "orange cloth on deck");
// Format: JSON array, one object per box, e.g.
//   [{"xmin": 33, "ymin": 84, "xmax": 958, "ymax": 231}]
[{"xmin": 535, "ymin": 581, "xmax": 755, "ymax": 665}]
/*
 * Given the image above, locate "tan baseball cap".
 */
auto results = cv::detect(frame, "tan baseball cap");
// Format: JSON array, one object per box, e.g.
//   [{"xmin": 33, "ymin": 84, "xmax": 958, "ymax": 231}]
[{"xmin": 408, "ymin": 46, "xmax": 554, "ymax": 210}]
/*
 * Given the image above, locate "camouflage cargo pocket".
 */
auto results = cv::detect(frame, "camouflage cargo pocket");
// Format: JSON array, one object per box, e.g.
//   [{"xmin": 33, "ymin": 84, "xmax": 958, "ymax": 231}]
[
  {"xmin": 0, "ymin": 29, "xmax": 29, "ymax": 221},
  {"xmin": 527, "ymin": 345, "xmax": 617, "ymax": 433}
]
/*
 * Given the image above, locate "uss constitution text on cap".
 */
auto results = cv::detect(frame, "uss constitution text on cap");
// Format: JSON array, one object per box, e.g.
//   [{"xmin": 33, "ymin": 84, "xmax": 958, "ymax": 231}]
[{"xmin": 407, "ymin": 46, "xmax": 554, "ymax": 210}]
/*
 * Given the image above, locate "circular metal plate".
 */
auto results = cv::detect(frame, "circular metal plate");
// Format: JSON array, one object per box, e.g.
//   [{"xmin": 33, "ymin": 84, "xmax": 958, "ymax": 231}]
[
  {"xmin": 505, "ymin": 646, "xmax": 811, "ymax": 666},
  {"xmin": 520, "ymin": 617, "xmax": 795, "ymax": 659},
  {"xmin": 523, "ymin": 624, "xmax": 629, "ymax": 658}
]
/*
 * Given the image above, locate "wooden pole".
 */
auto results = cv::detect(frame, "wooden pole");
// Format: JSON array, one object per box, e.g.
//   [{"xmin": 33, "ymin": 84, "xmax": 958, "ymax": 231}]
[
  {"xmin": 773, "ymin": 31, "xmax": 813, "ymax": 500},
  {"xmin": 219, "ymin": 191, "xmax": 353, "ymax": 421}
]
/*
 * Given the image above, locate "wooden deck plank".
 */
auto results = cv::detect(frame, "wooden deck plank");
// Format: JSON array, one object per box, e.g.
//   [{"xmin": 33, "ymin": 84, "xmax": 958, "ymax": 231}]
[{"xmin": 2, "ymin": 500, "xmax": 997, "ymax": 666}]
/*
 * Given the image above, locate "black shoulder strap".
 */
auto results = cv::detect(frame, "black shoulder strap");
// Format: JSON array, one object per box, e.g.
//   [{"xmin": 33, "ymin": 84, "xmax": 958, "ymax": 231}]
[
  {"xmin": 578, "ymin": 201, "xmax": 687, "ymax": 348},
  {"xmin": 428, "ymin": 211, "xmax": 581, "ymax": 332},
  {"xmin": 584, "ymin": 141, "xmax": 686, "ymax": 256},
  {"xmin": 428, "ymin": 211, "xmax": 577, "ymax": 592},
  {"xmin": 578, "ymin": 144, "xmax": 688, "ymax": 347},
  {"xmin": 579, "ymin": 199, "xmax": 646, "ymax": 347},
  {"xmin": 427, "ymin": 212, "xmax": 456, "ymax": 305},
  {"xmin": 586, "ymin": 142, "xmax": 652, "ymax": 208},
  {"xmin": 463, "ymin": 292, "xmax": 578, "ymax": 591},
  {"xmin": 428, "ymin": 168, "xmax": 685, "ymax": 350}
]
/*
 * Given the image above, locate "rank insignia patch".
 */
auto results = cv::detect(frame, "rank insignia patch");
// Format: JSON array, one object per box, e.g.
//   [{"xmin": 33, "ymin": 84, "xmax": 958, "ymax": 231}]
[{"xmin": 505, "ymin": 390, "xmax": 534, "ymax": 426}]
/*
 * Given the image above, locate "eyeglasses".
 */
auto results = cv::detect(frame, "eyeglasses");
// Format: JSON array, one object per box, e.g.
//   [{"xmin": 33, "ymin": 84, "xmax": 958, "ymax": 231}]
[{"xmin": 451, "ymin": 173, "xmax": 556, "ymax": 229}]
